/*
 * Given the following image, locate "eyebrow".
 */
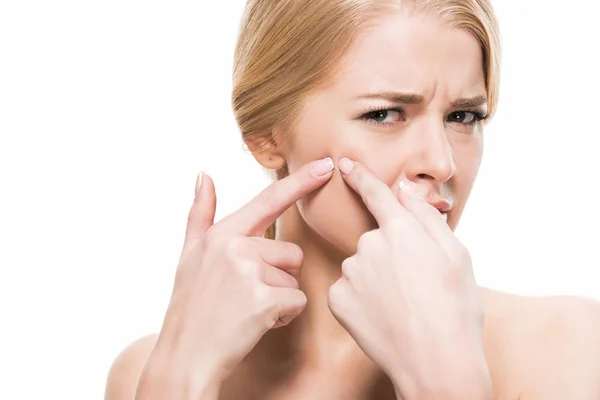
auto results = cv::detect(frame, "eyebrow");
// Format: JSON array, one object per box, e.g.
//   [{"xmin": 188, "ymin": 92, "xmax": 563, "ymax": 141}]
[
  {"xmin": 358, "ymin": 92, "xmax": 424, "ymax": 104},
  {"xmin": 450, "ymin": 96, "xmax": 488, "ymax": 109},
  {"xmin": 357, "ymin": 92, "xmax": 488, "ymax": 109}
]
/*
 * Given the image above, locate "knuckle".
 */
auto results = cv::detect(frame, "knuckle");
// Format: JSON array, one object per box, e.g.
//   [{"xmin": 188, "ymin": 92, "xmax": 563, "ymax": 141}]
[
  {"xmin": 286, "ymin": 242, "xmax": 304, "ymax": 265},
  {"xmin": 289, "ymin": 290, "xmax": 307, "ymax": 312},
  {"xmin": 297, "ymin": 290, "xmax": 308, "ymax": 307},
  {"xmin": 238, "ymin": 259, "xmax": 261, "ymax": 279},
  {"xmin": 327, "ymin": 280, "xmax": 346, "ymax": 309},
  {"xmin": 253, "ymin": 281, "xmax": 269, "ymax": 299},
  {"xmin": 341, "ymin": 257, "xmax": 356, "ymax": 279},
  {"xmin": 355, "ymin": 235, "xmax": 368, "ymax": 253},
  {"xmin": 288, "ymin": 275, "xmax": 300, "ymax": 289},
  {"xmin": 440, "ymin": 257, "xmax": 468, "ymax": 290},
  {"xmin": 251, "ymin": 286, "xmax": 278, "ymax": 325},
  {"xmin": 441, "ymin": 268, "xmax": 462, "ymax": 292},
  {"xmin": 452, "ymin": 245, "xmax": 472, "ymax": 268},
  {"xmin": 201, "ymin": 227, "xmax": 221, "ymax": 250},
  {"xmin": 251, "ymin": 282, "xmax": 271, "ymax": 307},
  {"xmin": 264, "ymin": 265, "xmax": 298, "ymax": 288},
  {"xmin": 327, "ymin": 283, "xmax": 339, "ymax": 304},
  {"xmin": 224, "ymin": 236, "xmax": 247, "ymax": 257},
  {"xmin": 356, "ymin": 231, "xmax": 375, "ymax": 253}
]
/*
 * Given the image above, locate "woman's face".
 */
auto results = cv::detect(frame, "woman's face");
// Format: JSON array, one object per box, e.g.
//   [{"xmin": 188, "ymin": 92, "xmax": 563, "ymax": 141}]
[{"xmin": 281, "ymin": 12, "xmax": 488, "ymax": 256}]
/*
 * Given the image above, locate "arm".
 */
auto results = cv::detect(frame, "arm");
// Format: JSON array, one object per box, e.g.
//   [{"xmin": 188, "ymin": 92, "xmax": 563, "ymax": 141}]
[
  {"xmin": 105, "ymin": 162, "xmax": 333, "ymax": 399},
  {"xmin": 326, "ymin": 160, "xmax": 493, "ymax": 400},
  {"xmin": 389, "ymin": 350, "xmax": 493, "ymax": 400},
  {"xmin": 104, "ymin": 335, "xmax": 158, "ymax": 400},
  {"xmin": 104, "ymin": 334, "xmax": 222, "ymax": 400}
]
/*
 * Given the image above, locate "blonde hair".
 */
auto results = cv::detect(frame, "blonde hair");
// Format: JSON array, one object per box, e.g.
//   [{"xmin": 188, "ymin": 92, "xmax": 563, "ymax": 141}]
[{"xmin": 232, "ymin": 0, "xmax": 501, "ymax": 240}]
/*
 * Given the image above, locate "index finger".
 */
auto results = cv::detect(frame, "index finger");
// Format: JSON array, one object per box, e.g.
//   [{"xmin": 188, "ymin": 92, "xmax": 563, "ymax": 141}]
[
  {"xmin": 221, "ymin": 157, "xmax": 334, "ymax": 236},
  {"xmin": 337, "ymin": 158, "xmax": 405, "ymax": 224}
]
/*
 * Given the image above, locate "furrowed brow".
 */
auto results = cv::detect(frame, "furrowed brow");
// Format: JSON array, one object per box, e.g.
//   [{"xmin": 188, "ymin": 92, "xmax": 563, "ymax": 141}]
[
  {"xmin": 357, "ymin": 91, "xmax": 425, "ymax": 104},
  {"xmin": 450, "ymin": 96, "xmax": 488, "ymax": 109}
]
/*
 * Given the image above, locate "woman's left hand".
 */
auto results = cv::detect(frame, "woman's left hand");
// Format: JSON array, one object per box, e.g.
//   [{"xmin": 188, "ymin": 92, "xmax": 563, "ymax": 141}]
[{"xmin": 327, "ymin": 158, "xmax": 492, "ymax": 400}]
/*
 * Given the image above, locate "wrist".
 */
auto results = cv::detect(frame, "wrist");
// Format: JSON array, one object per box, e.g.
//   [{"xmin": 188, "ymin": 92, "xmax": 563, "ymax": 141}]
[
  {"xmin": 135, "ymin": 341, "xmax": 224, "ymax": 400},
  {"xmin": 135, "ymin": 362, "xmax": 194, "ymax": 400},
  {"xmin": 393, "ymin": 373, "xmax": 492, "ymax": 400},
  {"xmin": 390, "ymin": 352, "xmax": 492, "ymax": 400}
]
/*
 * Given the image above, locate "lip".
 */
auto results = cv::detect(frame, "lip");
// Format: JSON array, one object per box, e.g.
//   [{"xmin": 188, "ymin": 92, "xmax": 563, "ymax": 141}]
[
  {"xmin": 424, "ymin": 196, "xmax": 452, "ymax": 224},
  {"xmin": 409, "ymin": 181, "xmax": 453, "ymax": 218},
  {"xmin": 426, "ymin": 197, "xmax": 453, "ymax": 214}
]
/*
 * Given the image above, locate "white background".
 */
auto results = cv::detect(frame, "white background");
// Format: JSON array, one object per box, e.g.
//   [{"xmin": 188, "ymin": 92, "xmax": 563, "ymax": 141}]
[{"xmin": 1, "ymin": 1, "xmax": 599, "ymax": 398}]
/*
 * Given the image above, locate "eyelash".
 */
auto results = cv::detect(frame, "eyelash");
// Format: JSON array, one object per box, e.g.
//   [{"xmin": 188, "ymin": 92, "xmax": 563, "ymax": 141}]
[{"xmin": 360, "ymin": 105, "xmax": 489, "ymax": 128}]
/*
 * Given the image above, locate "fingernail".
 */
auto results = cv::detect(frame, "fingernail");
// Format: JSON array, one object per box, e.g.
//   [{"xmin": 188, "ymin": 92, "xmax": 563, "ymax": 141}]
[
  {"xmin": 399, "ymin": 180, "xmax": 422, "ymax": 199},
  {"xmin": 195, "ymin": 172, "xmax": 204, "ymax": 197},
  {"xmin": 311, "ymin": 157, "xmax": 334, "ymax": 177},
  {"xmin": 338, "ymin": 158, "xmax": 353, "ymax": 175}
]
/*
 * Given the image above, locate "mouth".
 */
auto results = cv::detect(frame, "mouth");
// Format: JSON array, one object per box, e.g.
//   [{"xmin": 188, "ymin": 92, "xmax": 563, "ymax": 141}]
[{"xmin": 427, "ymin": 198, "xmax": 452, "ymax": 224}]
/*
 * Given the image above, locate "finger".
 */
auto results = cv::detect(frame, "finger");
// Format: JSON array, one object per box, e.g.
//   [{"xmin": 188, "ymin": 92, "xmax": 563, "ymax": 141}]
[
  {"xmin": 182, "ymin": 172, "xmax": 217, "ymax": 253},
  {"xmin": 270, "ymin": 287, "xmax": 307, "ymax": 328},
  {"xmin": 252, "ymin": 237, "xmax": 303, "ymax": 279},
  {"xmin": 337, "ymin": 158, "xmax": 405, "ymax": 224},
  {"xmin": 261, "ymin": 263, "xmax": 299, "ymax": 289},
  {"xmin": 221, "ymin": 157, "xmax": 334, "ymax": 236},
  {"xmin": 327, "ymin": 278, "xmax": 353, "ymax": 325},
  {"xmin": 397, "ymin": 180, "xmax": 460, "ymax": 256}
]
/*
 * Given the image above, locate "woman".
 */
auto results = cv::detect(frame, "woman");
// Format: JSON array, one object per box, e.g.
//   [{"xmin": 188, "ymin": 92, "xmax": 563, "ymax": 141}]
[{"xmin": 106, "ymin": 0, "xmax": 600, "ymax": 399}]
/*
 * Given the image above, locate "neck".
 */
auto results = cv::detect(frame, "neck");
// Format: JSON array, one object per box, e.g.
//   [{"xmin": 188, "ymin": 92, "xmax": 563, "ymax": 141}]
[{"xmin": 257, "ymin": 204, "xmax": 364, "ymax": 369}]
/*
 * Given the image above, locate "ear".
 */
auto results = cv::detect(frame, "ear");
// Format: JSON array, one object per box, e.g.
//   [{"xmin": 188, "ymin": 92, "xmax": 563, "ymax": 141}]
[{"xmin": 244, "ymin": 131, "xmax": 286, "ymax": 170}]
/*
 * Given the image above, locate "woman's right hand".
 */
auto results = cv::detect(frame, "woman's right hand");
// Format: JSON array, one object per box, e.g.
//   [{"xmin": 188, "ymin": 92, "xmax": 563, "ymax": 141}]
[{"xmin": 135, "ymin": 157, "xmax": 335, "ymax": 399}]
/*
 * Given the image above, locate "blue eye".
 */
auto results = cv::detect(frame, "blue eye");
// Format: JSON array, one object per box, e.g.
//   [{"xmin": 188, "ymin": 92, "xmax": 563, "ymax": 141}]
[
  {"xmin": 362, "ymin": 108, "xmax": 405, "ymax": 126},
  {"xmin": 447, "ymin": 111, "xmax": 488, "ymax": 125}
]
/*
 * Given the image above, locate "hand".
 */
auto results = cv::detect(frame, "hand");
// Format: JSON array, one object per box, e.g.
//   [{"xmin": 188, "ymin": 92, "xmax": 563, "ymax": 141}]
[
  {"xmin": 138, "ymin": 157, "xmax": 334, "ymax": 399},
  {"xmin": 327, "ymin": 158, "xmax": 491, "ymax": 400}
]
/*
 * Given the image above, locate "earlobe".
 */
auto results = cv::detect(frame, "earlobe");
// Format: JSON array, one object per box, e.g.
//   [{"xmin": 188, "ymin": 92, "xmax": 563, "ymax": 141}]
[
  {"xmin": 253, "ymin": 151, "xmax": 286, "ymax": 170},
  {"xmin": 244, "ymin": 132, "xmax": 286, "ymax": 170}
]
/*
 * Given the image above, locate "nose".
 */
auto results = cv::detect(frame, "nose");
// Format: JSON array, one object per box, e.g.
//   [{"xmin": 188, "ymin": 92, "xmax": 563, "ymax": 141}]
[{"xmin": 403, "ymin": 120, "xmax": 455, "ymax": 185}]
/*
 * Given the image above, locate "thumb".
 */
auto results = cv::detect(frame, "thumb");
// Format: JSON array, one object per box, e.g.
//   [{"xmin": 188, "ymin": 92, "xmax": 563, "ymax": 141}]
[{"xmin": 183, "ymin": 172, "xmax": 216, "ymax": 252}]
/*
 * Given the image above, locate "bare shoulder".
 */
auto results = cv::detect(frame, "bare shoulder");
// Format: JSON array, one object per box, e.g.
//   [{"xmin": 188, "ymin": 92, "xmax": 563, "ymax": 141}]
[
  {"xmin": 104, "ymin": 334, "xmax": 158, "ymax": 400},
  {"xmin": 482, "ymin": 288, "xmax": 600, "ymax": 399}
]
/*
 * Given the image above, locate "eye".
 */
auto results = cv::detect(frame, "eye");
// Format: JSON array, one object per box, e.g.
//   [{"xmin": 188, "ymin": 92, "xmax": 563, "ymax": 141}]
[
  {"xmin": 447, "ymin": 111, "xmax": 487, "ymax": 125},
  {"xmin": 363, "ymin": 108, "xmax": 404, "ymax": 126}
]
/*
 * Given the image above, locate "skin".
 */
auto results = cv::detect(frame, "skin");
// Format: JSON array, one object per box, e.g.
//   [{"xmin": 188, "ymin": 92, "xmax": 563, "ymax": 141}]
[{"xmin": 105, "ymin": 9, "xmax": 600, "ymax": 400}]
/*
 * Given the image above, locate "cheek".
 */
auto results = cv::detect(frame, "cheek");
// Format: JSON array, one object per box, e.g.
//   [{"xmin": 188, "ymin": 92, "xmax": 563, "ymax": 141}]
[
  {"xmin": 447, "ymin": 137, "xmax": 483, "ymax": 229},
  {"xmin": 296, "ymin": 170, "xmax": 378, "ymax": 255},
  {"xmin": 284, "ymin": 123, "xmax": 377, "ymax": 254},
  {"xmin": 292, "ymin": 147, "xmax": 399, "ymax": 256},
  {"xmin": 454, "ymin": 136, "xmax": 483, "ymax": 192}
]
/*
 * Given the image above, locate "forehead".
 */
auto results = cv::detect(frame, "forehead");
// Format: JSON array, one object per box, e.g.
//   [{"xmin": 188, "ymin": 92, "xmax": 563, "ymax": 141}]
[{"xmin": 332, "ymin": 12, "xmax": 486, "ymax": 100}]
